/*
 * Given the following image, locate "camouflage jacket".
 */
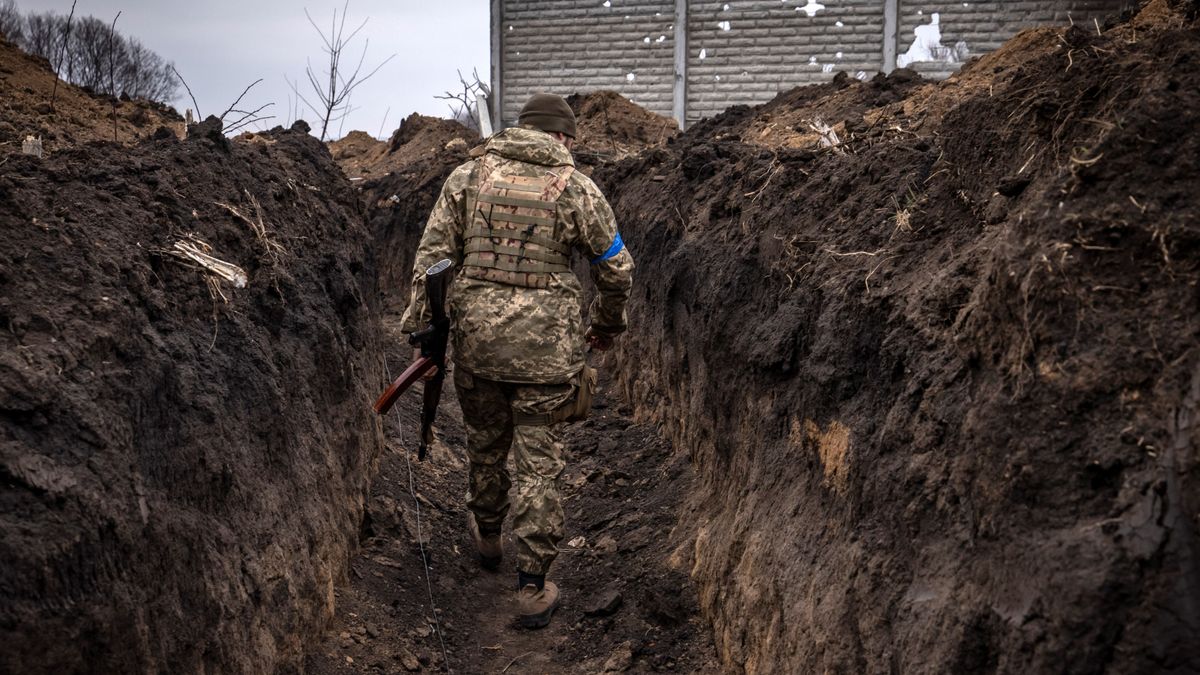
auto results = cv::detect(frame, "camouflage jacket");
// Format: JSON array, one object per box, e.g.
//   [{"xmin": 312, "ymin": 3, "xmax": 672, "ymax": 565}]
[{"xmin": 399, "ymin": 126, "xmax": 635, "ymax": 384}]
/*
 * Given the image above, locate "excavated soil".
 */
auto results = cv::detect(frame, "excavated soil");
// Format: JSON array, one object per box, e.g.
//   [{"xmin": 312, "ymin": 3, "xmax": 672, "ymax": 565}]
[
  {"xmin": 0, "ymin": 37, "xmax": 182, "ymax": 156},
  {"xmin": 331, "ymin": 115, "xmax": 480, "ymax": 312},
  {"xmin": 566, "ymin": 91, "xmax": 678, "ymax": 164},
  {"xmin": 5, "ymin": 2, "xmax": 1199, "ymax": 672},
  {"xmin": 0, "ymin": 105, "xmax": 384, "ymax": 674},
  {"xmin": 330, "ymin": 115, "xmax": 479, "ymax": 184},
  {"xmin": 591, "ymin": 0, "xmax": 1200, "ymax": 672}
]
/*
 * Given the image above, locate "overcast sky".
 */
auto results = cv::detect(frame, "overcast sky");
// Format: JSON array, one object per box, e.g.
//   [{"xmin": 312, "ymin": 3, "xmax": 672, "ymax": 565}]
[{"xmin": 22, "ymin": 0, "xmax": 491, "ymax": 139}]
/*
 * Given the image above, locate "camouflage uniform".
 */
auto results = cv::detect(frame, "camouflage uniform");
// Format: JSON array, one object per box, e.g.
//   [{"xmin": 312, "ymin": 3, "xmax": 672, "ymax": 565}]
[{"xmin": 400, "ymin": 125, "xmax": 634, "ymax": 576}]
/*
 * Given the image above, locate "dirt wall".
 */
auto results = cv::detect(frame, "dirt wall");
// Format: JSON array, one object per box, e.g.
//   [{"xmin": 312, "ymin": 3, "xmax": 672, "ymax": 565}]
[
  {"xmin": 336, "ymin": 114, "xmax": 479, "ymax": 308},
  {"xmin": 594, "ymin": 1, "xmax": 1200, "ymax": 672},
  {"xmin": 0, "ymin": 121, "xmax": 385, "ymax": 673}
]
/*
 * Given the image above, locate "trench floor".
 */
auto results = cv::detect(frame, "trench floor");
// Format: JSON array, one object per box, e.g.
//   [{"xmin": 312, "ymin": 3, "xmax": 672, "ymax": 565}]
[{"xmin": 305, "ymin": 320, "xmax": 718, "ymax": 674}]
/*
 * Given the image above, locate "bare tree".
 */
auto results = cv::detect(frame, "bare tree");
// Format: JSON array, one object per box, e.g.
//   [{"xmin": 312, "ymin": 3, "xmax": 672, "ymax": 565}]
[
  {"xmin": 121, "ymin": 38, "xmax": 176, "ymax": 101},
  {"xmin": 290, "ymin": 1, "xmax": 395, "ymax": 141},
  {"xmin": 21, "ymin": 11, "xmax": 59, "ymax": 57},
  {"xmin": 16, "ymin": 5, "xmax": 178, "ymax": 105},
  {"xmin": 0, "ymin": 0, "xmax": 23, "ymax": 42},
  {"xmin": 436, "ymin": 68, "xmax": 491, "ymax": 132}
]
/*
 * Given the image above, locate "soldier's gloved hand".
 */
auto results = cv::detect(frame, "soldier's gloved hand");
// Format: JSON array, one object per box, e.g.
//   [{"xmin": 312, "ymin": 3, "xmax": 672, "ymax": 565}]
[
  {"xmin": 585, "ymin": 326, "xmax": 614, "ymax": 352},
  {"xmin": 413, "ymin": 347, "xmax": 439, "ymax": 380}
]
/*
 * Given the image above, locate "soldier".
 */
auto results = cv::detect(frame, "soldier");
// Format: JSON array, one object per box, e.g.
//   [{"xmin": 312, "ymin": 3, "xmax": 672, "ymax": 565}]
[{"xmin": 399, "ymin": 93, "xmax": 634, "ymax": 629}]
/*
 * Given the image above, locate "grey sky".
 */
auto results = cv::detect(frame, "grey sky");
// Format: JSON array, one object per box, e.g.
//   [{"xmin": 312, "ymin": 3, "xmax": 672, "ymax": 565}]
[{"xmin": 21, "ymin": 0, "xmax": 490, "ymax": 139}]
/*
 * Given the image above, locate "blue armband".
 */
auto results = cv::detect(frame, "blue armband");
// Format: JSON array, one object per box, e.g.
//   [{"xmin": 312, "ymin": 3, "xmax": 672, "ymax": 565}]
[{"xmin": 590, "ymin": 232, "xmax": 624, "ymax": 264}]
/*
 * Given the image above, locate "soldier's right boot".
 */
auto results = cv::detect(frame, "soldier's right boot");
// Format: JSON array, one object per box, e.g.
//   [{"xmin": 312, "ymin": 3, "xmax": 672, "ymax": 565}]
[
  {"xmin": 517, "ymin": 573, "xmax": 560, "ymax": 629},
  {"xmin": 468, "ymin": 513, "xmax": 502, "ymax": 571}
]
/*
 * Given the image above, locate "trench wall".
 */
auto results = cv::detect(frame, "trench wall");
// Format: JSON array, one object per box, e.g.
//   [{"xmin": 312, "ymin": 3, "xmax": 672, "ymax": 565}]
[
  {"xmin": 589, "ymin": 4, "xmax": 1200, "ymax": 670},
  {"xmin": 0, "ymin": 126, "xmax": 386, "ymax": 674}
]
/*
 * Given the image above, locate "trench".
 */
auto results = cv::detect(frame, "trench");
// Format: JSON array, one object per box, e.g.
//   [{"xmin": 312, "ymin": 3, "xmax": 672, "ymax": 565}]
[
  {"xmin": 3, "ymin": 2, "xmax": 1200, "ymax": 673},
  {"xmin": 303, "ymin": 317, "xmax": 718, "ymax": 674}
]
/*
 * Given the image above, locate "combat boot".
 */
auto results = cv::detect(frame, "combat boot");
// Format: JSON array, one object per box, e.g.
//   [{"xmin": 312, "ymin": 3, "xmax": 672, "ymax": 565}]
[
  {"xmin": 468, "ymin": 513, "xmax": 502, "ymax": 571},
  {"xmin": 517, "ymin": 580, "xmax": 560, "ymax": 629}
]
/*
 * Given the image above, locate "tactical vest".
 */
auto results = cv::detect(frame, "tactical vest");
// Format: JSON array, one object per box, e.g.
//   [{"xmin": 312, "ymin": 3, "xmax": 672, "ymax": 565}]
[{"xmin": 462, "ymin": 155, "xmax": 576, "ymax": 289}]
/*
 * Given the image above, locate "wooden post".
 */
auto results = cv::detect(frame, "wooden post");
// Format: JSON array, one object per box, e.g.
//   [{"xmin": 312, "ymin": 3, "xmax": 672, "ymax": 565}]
[
  {"xmin": 490, "ymin": 0, "xmax": 504, "ymax": 129},
  {"xmin": 883, "ymin": 0, "xmax": 899, "ymax": 73},
  {"xmin": 673, "ymin": 0, "xmax": 688, "ymax": 130}
]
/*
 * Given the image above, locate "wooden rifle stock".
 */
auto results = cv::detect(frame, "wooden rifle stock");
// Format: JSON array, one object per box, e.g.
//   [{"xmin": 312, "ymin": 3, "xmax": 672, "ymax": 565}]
[{"xmin": 372, "ymin": 356, "xmax": 436, "ymax": 415}]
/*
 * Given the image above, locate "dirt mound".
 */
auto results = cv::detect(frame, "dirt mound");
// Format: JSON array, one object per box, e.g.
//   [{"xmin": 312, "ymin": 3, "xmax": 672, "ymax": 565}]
[
  {"xmin": 0, "ymin": 36, "xmax": 182, "ymax": 156},
  {"xmin": 333, "ymin": 115, "xmax": 479, "ymax": 311},
  {"xmin": 593, "ymin": 0, "xmax": 1200, "ymax": 672},
  {"xmin": 330, "ymin": 114, "xmax": 478, "ymax": 183},
  {"xmin": 0, "ymin": 124, "xmax": 384, "ymax": 673},
  {"xmin": 566, "ymin": 90, "xmax": 678, "ymax": 162}
]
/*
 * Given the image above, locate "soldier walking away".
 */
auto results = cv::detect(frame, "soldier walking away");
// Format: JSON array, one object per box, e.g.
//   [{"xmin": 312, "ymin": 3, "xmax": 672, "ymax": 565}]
[{"xmin": 399, "ymin": 93, "xmax": 634, "ymax": 629}]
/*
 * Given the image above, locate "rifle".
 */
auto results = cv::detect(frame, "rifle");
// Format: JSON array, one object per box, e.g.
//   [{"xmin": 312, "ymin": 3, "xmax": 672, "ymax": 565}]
[{"xmin": 372, "ymin": 258, "xmax": 453, "ymax": 461}]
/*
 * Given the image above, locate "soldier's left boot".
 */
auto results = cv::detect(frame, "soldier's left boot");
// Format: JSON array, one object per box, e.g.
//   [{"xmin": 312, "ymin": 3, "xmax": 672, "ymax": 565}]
[{"xmin": 468, "ymin": 513, "xmax": 502, "ymax": 571}]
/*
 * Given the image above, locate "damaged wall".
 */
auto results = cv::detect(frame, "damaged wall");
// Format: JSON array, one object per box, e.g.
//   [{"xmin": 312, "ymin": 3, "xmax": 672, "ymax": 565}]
[{"xmin": 495, "ymin": 0, "xmax": 1132, "ymax": 126}]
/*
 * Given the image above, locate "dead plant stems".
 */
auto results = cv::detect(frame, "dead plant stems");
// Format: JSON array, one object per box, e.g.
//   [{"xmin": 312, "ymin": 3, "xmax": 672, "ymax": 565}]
[
  {"xmin": 500, "ymin": 652, "xmax": 534, "ymax": 673},
  {"xmin": 823, "ymin": 248, "xmax": 888, "ymax": 257},
  {"xmin": 49, "ymin": 0, "xmax": 77, "ymax": 112},
  {"xmin": 108, "ymin": 11, "xmax": 121, "ymax": 142},
  {"xmin": 293, "ymin": 1, "xmax": 396, "ymax": 141},
  {"xmin": 170, "ymin": 65, "xmax": 201, "ymax": 120},
  {"xmin": 220, "ymin": 78, "xmax": 264, "ymax": 122}
]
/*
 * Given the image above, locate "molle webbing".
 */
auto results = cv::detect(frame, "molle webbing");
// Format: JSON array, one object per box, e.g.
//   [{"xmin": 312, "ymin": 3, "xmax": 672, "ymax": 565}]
[{"xmin": 463, "ymin": 160, "xmax": 576, "ymax": 289}]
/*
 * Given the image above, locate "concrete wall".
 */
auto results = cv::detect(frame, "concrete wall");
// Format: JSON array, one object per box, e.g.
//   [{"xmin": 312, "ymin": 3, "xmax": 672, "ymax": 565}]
[
  {"xmin": 497, "ymin": 0, "xmax": 676, "ymax": 123},
  {"xmin": 494, "ymin": 0, "xmax": 1131, "ymax": 128}
]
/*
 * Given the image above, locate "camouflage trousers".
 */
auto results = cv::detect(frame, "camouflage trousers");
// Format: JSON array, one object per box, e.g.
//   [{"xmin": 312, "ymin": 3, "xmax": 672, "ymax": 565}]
[{"xmin": 454, "ymin": 366, "xmax": 575, "ymax": 576}]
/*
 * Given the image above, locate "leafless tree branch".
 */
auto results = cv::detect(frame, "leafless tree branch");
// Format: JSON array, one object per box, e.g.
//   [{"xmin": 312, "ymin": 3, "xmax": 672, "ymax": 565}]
[
  {"xmin": 108, "ymin": 11, "xmax": 121, "ymax": 141},
  {"xmin": 220, "ymin": 78, "xmax": 264, "ymax": 122},
  {"xmin": 170, "ymin": 64, "xmax": 201, "ymax": 119},
  {"xmin": 49, "ymin": 0, "xmax": 77, "ymax": 111},
  {"xmin": 435, "ymin": 67, "xmax": 491, "ymax": 132}
]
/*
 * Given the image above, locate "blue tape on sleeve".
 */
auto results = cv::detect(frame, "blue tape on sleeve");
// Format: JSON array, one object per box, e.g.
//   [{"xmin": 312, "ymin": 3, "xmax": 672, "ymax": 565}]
[{"xmin": 590, "ymin": 232, "xmax": 624, "ymax": 264}]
